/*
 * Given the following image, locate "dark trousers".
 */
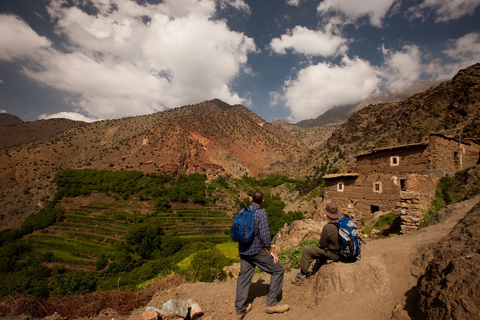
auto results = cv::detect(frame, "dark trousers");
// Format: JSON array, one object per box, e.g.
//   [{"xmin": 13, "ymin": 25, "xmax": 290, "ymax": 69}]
[
  {"xmin": 235, "ymin": 250, "xmax": 284, "ymax": 314},
  {"xmin": 299, "ymin": 246, "xmax": 339, "ymax": 275}
]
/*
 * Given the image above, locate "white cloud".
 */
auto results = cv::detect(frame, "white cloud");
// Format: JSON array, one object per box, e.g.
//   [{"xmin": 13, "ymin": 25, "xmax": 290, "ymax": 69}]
[
  {"xmin": 381, "ymin": 44, "xmax": 423, "ymax": 92},
  {"xmin": 0, "ymin": 14, "xmax": 51, "ymax": 61},
  {"xmin": 0, "ymin": 0, "xmax": 256, "ymax": 120},
  {"xmin": 0, "ymin": 109, "xmax": 6, "ymax": 113},
  {"xmin": 269, "ymin": 26, "xmax": 348, "ymax": 57},
  {"xmin": 317, "ymin": 0, "xmax": 397, "ymax": 27},
  {"xmin": 286, "ymin": 0, "xmax": 302, "ymax": 6},
  {"xmin": 444, "ymin": 32, "xmax": 480, "ymax": 67},
  {"xmin": 408, "ymin": 0, "xmax": 480, "ymax": 22},
  {"xmin": 39, "ymin": 112, "xmax": 99, "ymax": 122},
  {"xmin": 281, "ymin": 56, "xmax": 380, "ymax": 122},
  {"xmin": 219, "ymin": 0, "xmax": 251, "ymax": 13}
]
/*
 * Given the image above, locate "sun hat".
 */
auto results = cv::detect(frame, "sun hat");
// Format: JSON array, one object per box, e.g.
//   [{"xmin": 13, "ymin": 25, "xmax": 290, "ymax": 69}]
[{"xmin": 323, "ymin": 202, "xmax": 342, "ymax": 219}]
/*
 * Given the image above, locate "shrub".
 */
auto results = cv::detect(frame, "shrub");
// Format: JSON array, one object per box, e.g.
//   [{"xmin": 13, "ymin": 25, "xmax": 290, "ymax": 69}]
[
  {"xmin": 278, "ymin": 239, "xmax": 319, "ymax": 270},
  {"xmin": 187, "ymin": 249, "xmax": 232, "ymax": 282}
]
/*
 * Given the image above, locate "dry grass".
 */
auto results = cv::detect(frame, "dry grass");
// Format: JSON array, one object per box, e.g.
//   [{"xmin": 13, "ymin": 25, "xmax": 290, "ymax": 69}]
[{"xmin": 0, "ymin": 275, "xmax": 188, "ymax": 319}]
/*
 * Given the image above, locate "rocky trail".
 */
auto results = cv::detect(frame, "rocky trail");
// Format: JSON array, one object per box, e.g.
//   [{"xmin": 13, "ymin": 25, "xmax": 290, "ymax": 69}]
[{"xmin": 114, "ymin": 194, "xmax": 480, "ymax": 320}]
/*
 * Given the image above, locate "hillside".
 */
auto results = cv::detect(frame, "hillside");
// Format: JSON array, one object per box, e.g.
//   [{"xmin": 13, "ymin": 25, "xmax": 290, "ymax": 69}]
[
  {"xmin": 0, "ymin": 117, "xmax": 87, "ymax": 149},
  {"xmin": 328, "ymin": 63, "xmax": 480, "ymax": 154},
  {"xmin": 0, "ymin": 100, "xmax": 308, "ymax": 231},
  {"xmin": 104, "ymin": 193, "xmax": 480, "ymax": 320},
  {"xmin": 297, "ymin": 64, "xmax": 480, "ymax": 176}
]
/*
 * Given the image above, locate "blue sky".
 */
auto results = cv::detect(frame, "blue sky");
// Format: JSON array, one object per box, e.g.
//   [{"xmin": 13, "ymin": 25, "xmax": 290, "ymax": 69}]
[{"xmin": 0, "ymin": 0, "xmax": 479, "ymax": 123}]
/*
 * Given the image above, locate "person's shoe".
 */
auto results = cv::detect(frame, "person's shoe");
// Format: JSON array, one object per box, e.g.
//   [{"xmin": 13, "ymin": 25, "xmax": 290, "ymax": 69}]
[
  {"xmin": 266, "ymin": 304, "xmax": 289, "ymax": 314},
  {"xmin": 237, "ymin": 303, "xmax": 252, "ymax": 319},
  {"xmin": 291, "ymin": 274, "xmax": 307, "ymax": 286}
]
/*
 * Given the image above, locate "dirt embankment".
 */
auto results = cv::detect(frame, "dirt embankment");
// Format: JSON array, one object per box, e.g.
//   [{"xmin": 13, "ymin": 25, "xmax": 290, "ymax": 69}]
[{"xmin": 120, "ymin": 194, "xmax": 480, "ymax": 320}]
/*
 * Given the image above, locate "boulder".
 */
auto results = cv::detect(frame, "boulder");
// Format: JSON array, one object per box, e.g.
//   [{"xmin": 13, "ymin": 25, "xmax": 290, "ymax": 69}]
[
  {"xmin": 138, "ymin": 310, "xmax": 160, "ymax": 320},
  {"xmin": 272, "ymin": 218, "xmax": 325, "ymax": 252},
  {"xmin": 187, "ymin": 299, "xmax": 204, "ymax": 320}
]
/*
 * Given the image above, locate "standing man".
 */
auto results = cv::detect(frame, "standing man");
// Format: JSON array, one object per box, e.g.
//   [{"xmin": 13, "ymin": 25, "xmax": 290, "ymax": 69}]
[
  {"xmin": 235, "ymin": 190, "xmax": 289, "ymax": 318},
  {"xmin": 291, "ymin": 202, "xmax": 342, "ymax": 286}
]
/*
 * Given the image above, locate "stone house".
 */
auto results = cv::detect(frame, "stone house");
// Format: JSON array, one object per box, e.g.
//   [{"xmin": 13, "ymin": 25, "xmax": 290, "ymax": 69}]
[{"xmin": 323, "ymin": 134, "xmax": 480, "ymax": 233}]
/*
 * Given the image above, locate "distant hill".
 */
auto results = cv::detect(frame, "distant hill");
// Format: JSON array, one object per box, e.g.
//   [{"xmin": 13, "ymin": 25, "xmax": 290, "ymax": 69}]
[
  {"xmin": 296, "ymin": 79, "xmax": 444, "ymax": 129},
  {"xmin": 0, "ymin": 113, "xmax": 23, "ymax": 126},
  {"xmin": 0, "ymin": 116, "xmax": 87, "ymax": 149},
  {"xmin": 0, "ymin": 100, "xmax": 308, "ymax": 230}
]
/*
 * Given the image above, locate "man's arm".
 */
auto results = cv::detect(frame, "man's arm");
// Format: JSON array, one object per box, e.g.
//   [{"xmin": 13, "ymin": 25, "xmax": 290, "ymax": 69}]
[
  {"xmin": 257, "ymin": 210, "xmax": 278, "ymax": 263},
  {"xmin": 265, "ymin": 246, "xmax": 278, "ymax": 264}
]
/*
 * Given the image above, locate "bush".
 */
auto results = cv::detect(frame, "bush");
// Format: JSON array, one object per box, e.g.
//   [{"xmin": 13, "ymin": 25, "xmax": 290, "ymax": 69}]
[
  {"xmin": 419, "ymin": 176, "xmax": 452, "ymax": 229},
  {"xmin": 187, "ymin": 249, "xmax": 231, "ymax": 282},
  {"xmin": 278, "ymin": 239, "xmax": 319, "ymax": 270},
  {"xmin": 49, "ymin": 268, "xmax": 97, "ymax": 297}
]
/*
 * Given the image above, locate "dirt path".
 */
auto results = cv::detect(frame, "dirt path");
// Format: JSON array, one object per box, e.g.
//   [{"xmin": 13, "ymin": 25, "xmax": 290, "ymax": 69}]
[{"xmin": 122, "ymin": 195, "xmax": 480, "ymax": 320}]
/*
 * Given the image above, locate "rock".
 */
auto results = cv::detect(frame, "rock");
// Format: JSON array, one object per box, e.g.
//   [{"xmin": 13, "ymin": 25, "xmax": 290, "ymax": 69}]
[
  {"xmin": 223, "ymin": 262, "xmax": 240, "ymax": 278},
  {"xmin": 138, "ymin": 310, "xmax": 160, "ymax": 320},
  {"xmin": 272, "ymin": 219, "xmax": 325, "ymax": 252},
  {"xmin": 161, "ymin": 299, "xmax": 189, "ymax": 318},
  {"xmin": 161, "ymin": 312, "xmax": 183, "ymax": 320},
  {"xmin": 187, "ymin": 299, "xmax": 204, "ymax": 320},
  {"xmin": 414, "ymin": 201, "xmax": 480, "ymax": 319}
]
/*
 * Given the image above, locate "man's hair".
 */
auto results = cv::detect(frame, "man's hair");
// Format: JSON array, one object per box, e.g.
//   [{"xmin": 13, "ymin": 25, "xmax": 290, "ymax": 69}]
[{"xmin": 252, "ymin": 190, "xmax": 264, "ymax": 204}]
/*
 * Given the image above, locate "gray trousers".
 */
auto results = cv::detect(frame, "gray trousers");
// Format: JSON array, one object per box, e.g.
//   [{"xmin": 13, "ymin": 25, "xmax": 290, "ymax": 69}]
[
  {"xmin": 299, "ymin": 246, "xmax": 339, "ymax": 275},
  {"xmin": 235, "ymin": 250, "xmax": 284, "ymax": 314}
]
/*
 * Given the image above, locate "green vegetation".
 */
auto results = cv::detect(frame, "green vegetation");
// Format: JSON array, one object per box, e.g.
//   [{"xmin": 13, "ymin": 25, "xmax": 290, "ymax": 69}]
[
  {"xmin": 362, "ymin": 211, "xmax": 399, "ymax": 236},
  {"xmin": 419, "ymin": 176, "xmax": 453, "ymax": 229},
  {"xmin": 419, "ymin": 167, "xmax": 480, "ymax": 229},
  {"xmin": 278, "ymin": 239, "xmax": 319, "ymax": 270},
  {"xmin": 0, "ymin": 169, "xmax": 322, "ymax": 299}
]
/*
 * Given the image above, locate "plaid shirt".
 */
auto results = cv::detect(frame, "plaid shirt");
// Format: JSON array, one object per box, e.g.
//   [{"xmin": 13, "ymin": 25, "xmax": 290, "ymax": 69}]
[{"xmin": 238, "ymin": 203, "xmax": 272, "ymax": 255}]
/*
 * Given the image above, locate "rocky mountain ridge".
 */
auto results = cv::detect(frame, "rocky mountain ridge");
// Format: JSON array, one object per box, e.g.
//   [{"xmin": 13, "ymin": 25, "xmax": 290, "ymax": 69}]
[{"xmin": 1, "ymin": 64, "xmax": 479, "ymax": 231}]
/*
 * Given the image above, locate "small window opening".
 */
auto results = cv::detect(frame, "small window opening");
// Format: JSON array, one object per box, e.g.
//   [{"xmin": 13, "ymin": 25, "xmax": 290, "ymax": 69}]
[
  {"xmin": 400, "ymin": 179, "xmax": 406, "ymax": 191},
  {"xmin": 374, "ymin": 182, "xmax": 382, "ymax": 193},
  {"xmin": 337, "ymin": 182, "xmax": 344, "ymax": 192},
  {"xmin": 390, "ymin": 156, "xmax": 400, "ymax": 166},
  {"xmin": 371, "ymin": 205, "xmax": 380, "ymax": 214}
]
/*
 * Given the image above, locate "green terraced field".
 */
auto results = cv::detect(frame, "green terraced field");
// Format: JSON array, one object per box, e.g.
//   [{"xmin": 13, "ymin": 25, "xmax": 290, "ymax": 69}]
[{"xmin": 24, "ymin": 195, "xmax": 233, "ymax": 266}]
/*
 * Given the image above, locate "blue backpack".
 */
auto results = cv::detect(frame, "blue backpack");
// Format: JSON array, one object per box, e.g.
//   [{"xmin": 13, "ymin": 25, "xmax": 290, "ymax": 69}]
[
  {"xmin": 331, "ymin": 217, "xmax": 362, "ymax": 260},
  {"xmin": 230, "ymin": 207, "xmax": 258, "ymax": 243}
]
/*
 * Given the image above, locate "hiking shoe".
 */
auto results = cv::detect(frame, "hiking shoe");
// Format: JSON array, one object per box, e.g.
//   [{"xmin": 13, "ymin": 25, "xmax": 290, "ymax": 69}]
[
  {"xmin": 291, "ymin": 274, "xmax": 307, "ymax": 286},
  {"xmin": 237, "ymin": 303, "xmax": 252, "ymax": 319},
  {"xmin": 266, "ymin": 304, "xmax": 289, "ymax": 314}
]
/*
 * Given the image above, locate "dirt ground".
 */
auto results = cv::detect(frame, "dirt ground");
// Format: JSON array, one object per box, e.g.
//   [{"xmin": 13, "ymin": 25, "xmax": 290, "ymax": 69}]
[{"xmin": 114, "ymin": 194, "xmax": 480, "ymax": 320}]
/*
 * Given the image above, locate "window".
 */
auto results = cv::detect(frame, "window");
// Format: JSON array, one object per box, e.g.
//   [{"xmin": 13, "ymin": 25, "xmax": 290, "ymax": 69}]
[
  {"xmin": 390, "ymin": 156, "xmax": 400, "ymax": 166},
  {"xmin": 337, "ymin": 182, "xmax": 344, "ymax": 192},
  {"xmin": 400, "ymin": 179, "xmax": 406, "ymax": 191},
  {"xmin": 373, "ymin": 182, "xmax": 382, "ymax": 193},
  {"xmin": 371, "ymin": 205, "xmax": 380, "ymax": 214}
]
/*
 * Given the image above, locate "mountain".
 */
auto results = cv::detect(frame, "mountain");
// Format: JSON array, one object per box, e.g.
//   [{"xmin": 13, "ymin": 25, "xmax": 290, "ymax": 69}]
[
  {"xmin": 328, "ymin": 63, "xmax": 480, "ymax": 155},
  {"xmin": 0, "ymin": 116, "xmax": 87, "ymax": 149},
  {"xmin": 1, "ymin": 64, "xmax": 480, "ymax": 231},
  {"xmin": 295, "ymin": 79, "xmax": 444, "ymax": 129},
  {"xmin": 0, "ymin": 113, "xmax": 23, "ymax": 126},
  {"xmin": 0, "ymin": 100, "xmax": 308, "ymax": 230}
]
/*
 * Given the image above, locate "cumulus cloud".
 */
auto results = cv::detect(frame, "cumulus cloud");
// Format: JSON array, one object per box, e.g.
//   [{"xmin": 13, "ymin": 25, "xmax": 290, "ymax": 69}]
[
  {"xmin": 407, "ymin": 0, "xmax": 480, "ymax": 22},
  {"xmin": 0, "ymin": 109, "xmax": 6, "ymax": 113},
  {"xmin": 39, "ymin": 112, "xmax": 99, "ymax": 122},
  {"xmin": 317, "ymin": 0, "xmax": 397, "ymax": 27},
  {"xmin": 0, "ymin": 0, "xmax": 256, "ymax": 120},
  {"xmin": 444, "ymin": 32, "xmax": 480, "ymax": 67},
  {"xmin": 286, "ymin": 0, "xmax": 302, "ymax": 6},
  {"xmin": 380, "ymin": 44, "xmax": 423, "ymax": 92},
  {"xmin": 0, "ymin": 14, "xmax": 51, "ymax": 61},
  {"xmin": 269, "ymin": 26, "xmax": 348, "ymax": 57},
  {"xmin": 281, "ymin": 56, "xmax": 381, "ymax": 122},
  {"xmin": 380, "ymin": 32, "xmax": 480, "ymax": 91}
]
